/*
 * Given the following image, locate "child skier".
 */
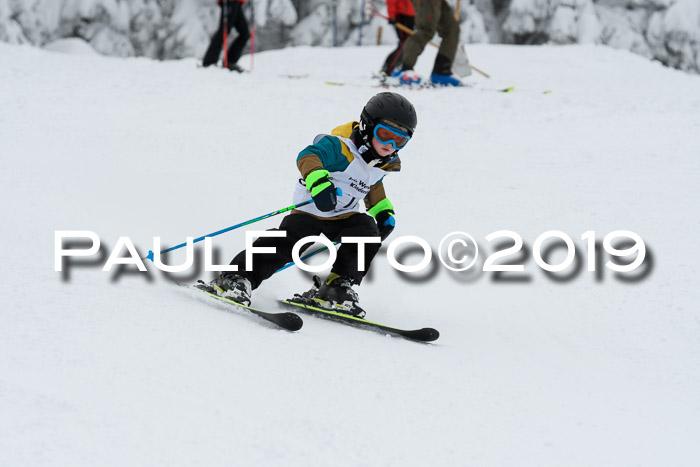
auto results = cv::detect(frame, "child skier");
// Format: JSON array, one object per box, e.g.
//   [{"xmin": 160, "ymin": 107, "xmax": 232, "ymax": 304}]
[{"xmin": 200, "ymin": 92, "xmax": 418, "ymax": 318}]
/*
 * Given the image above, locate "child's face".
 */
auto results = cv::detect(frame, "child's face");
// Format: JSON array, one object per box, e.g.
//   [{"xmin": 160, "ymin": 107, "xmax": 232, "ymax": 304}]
[{"xmin": 371, "ymin": 137, "xmax": 396, "ymax": 157}]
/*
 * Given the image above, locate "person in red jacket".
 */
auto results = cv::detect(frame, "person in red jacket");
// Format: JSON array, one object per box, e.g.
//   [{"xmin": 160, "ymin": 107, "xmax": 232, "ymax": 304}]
[
  {"xmin": 380, "ymin": 0, "xmax": 415, "ymax": 76},
  {"xmin": 202, "ymin": 0, "xmax": 250, "ymax": 72}
]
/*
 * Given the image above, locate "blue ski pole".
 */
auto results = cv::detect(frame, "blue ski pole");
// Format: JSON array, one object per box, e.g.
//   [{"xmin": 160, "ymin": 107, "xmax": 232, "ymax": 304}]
[{"xmin": 145, "ymin": 199, "xmax": 314, "ymax": 261}]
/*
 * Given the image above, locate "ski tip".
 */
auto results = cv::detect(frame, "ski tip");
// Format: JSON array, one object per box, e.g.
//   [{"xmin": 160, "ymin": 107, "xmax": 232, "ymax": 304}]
[
  {"xmin": 281, "ymin": 312, "xmax": 304, "ymax": 332},
  {"xmin": 406, "ymin": 328, "xmax": 440, "ymax": 342}
]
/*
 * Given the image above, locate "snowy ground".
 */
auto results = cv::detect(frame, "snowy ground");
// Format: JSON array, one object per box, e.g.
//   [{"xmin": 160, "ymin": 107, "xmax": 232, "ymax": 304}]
[{"xmin": 1, "ymin": 41, "xmax": 700, "ymax": 466}]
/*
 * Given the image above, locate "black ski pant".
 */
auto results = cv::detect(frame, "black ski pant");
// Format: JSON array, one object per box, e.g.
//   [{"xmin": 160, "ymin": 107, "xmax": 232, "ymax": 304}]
[
  {"xmin": 202, "ymin": 1, "xmax": 250, "ymax": 67},
  {"xmin": 225, "ymin": 213, "xmax": 381, "ymax": 289},
  {"xmin": 381, "ymin": 15, "xmax": 415, "ymax": 75}
]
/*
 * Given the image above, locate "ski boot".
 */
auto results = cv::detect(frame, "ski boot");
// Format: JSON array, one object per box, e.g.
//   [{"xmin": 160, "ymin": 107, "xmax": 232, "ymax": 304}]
[
  {"xmin": 295, "ymin": 274, "xmax": 366, "ymax": 318},
  {"xmin": 430, "ymin": 73, "xmax": 464, "ymax": 87},
  {"xmin": 398, "ymin": 70, "xmax": 422, "ymax": 86},
  {"xmin": 227, "ymin": 62, "xmax": 246, "ymax": 73},
  {"xmin": 197, "ymin": 274, "xmax": 252, "ymax": 306}
]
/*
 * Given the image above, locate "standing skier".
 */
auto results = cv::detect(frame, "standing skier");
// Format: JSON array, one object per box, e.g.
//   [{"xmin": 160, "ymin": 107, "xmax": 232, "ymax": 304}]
[
  {"xmin": 202, "ymin": 0, "xmax": 250, "ymax": 72},
  {"xmin": 380, "ymin": 0, "xmax": 416, "ymax": 77},
  {"xmin": 398, "ymin": 0, "xmax": 462, "ymax": 86},
  {"xmin": 200, "ymin": 93, "xmax": 418, "ymax": 318}
]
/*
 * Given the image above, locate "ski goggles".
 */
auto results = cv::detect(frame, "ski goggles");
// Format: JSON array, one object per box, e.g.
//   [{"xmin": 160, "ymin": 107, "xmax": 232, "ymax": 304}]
[{"xmin": 373, "ymin": 123, "xmax": 411, "ymax": 150}]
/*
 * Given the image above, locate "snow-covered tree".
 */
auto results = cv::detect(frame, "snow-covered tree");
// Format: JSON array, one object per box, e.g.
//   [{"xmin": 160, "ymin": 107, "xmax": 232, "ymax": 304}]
[
  {"xmin": 500, "ymin": 0, "xmax": 699, "ymax": 72},
  {"xmin": 0, "ymin": 0, "xmax": 698, "ymax": 73}
]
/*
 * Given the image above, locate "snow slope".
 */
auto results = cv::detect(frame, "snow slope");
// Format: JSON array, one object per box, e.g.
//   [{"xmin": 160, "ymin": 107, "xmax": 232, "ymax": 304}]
[{"xmin": 1, "ymin": 42, "xmax": 700, "ymax": 466}]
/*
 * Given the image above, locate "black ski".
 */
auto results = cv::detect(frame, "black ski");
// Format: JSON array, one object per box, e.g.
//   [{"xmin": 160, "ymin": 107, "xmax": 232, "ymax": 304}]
[
  {"xmin": 279, "ymin": 298, "xmax": 439, "ymax": 342},
  {"xmin": 182, "ymin": 283, "xmax": 303, "ymax": 332}
]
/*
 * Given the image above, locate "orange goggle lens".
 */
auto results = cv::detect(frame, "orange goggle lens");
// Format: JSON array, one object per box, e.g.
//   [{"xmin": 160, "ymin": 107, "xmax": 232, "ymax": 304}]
[{"xmin": 373, "ymin": 123, "xmax": 411, "ymax": 150}]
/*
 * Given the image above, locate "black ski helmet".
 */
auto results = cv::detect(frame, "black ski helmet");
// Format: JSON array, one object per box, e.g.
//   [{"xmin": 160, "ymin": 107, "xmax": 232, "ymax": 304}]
[{"xmin": 359, "ymin": 92, "xmax": 418, "ymax": 145}]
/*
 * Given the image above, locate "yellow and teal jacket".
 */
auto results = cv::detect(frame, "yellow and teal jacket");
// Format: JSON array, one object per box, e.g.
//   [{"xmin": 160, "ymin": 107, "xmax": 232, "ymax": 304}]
[{"xmin": 292, "ymin": 121, "xmax": 401, "ymax": 220}]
